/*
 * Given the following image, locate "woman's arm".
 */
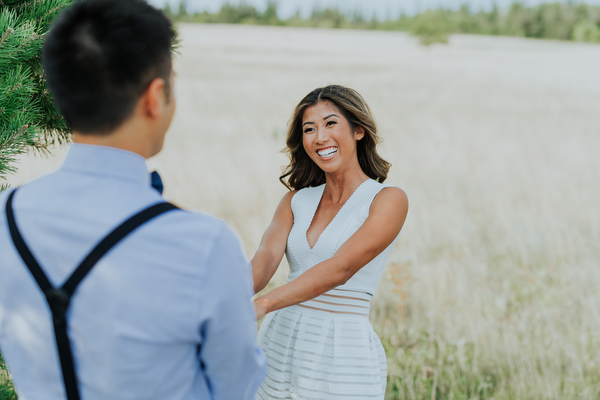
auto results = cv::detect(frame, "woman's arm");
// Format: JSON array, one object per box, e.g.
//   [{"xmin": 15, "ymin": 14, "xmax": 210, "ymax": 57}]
[
  {"xmin": 254, "ymin": 187, "xmax": 408, "ymax": 320},
  {"xmin": 251, "ymin": 190, "xmax": 296, "ymax": 294}
]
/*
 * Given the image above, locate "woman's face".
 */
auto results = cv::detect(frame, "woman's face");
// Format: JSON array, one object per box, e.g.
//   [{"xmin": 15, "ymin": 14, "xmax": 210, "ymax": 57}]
[{"xmin": 301, "ymin": 100, "xmax": 363, "ymax": 174}]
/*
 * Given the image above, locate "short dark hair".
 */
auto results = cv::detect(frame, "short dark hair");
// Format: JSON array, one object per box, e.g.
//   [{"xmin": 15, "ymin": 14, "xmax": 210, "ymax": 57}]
[
  {"xmin": 280, "ymin": 85, "xmax": 391, "ymax": 190},
  {"xmin": 43, "ymin": 0, "xmax": 176, "ymax": 134}
]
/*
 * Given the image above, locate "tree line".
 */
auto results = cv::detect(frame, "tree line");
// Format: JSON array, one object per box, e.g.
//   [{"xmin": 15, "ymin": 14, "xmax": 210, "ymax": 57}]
[{"xmin": 166, "ymin": 1, "xmax": 600, "ymax": 45}]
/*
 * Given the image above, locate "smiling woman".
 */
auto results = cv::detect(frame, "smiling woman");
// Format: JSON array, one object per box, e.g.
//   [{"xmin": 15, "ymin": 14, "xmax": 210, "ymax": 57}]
[{"xmin": 251, "ymin": 85, "xmax": 408, "ymax": 399}]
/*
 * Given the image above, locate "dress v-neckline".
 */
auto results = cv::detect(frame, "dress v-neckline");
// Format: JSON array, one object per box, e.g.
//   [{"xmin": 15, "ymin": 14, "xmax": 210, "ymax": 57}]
[{"xmin": 305, "ymin": 179, "xmax": 371, "ymax": 250}]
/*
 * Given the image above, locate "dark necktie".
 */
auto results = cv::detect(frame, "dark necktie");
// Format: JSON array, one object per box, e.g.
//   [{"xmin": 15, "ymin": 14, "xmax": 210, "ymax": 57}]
[{"xmin": 150, "ymin": 170, "xmax": 163, "ymax": 194}]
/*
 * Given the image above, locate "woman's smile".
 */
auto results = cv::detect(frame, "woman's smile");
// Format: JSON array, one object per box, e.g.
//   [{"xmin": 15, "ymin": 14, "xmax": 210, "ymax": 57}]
[{"xmin": 317, "ymin": 146, "xmax": 338, "ymax": 159}]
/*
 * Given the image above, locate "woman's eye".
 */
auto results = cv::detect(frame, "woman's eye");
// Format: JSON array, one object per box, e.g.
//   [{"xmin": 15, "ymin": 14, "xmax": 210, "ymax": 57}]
[
  {"xmin": 303, "ymin": 127, "xmax": 314, "ymax": 134},
  {"xmin": 326, "ymin": 120, "xmax": 336, "ymax": 126}
]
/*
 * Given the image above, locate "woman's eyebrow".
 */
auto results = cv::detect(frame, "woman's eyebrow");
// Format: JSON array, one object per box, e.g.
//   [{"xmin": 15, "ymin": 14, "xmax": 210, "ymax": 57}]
[{"xmin": 302, "ymin": 114, "xmax": 339, "ymax": 127}]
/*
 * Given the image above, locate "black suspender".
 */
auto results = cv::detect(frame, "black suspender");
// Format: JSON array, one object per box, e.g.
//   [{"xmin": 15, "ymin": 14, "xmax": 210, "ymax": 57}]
[{"xmin": 5, "ymin": 189, "xmax": 179, "ymax": 400}]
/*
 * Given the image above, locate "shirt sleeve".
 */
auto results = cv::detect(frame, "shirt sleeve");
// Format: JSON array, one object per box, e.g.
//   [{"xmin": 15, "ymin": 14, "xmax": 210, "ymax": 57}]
[{"xmin": 196, "ymin": 223, "xmax": 267, "ymax": 400}]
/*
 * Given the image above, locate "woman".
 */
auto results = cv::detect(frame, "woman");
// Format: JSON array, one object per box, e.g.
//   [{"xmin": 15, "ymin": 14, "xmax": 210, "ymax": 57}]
[{"xmin": 252, "ymin": 85, "xmax": 408, "ymax": 399}]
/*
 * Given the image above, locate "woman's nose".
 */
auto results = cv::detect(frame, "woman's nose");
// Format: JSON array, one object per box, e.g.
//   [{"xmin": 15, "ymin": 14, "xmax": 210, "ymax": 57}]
[{"xmin": 316, "ymin": 128, "xmax": 329, "ymax": 143}]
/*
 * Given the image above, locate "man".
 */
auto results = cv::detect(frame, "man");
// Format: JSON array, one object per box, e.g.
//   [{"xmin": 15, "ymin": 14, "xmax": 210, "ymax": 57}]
[{"xmin": 0, "ymin": 1, "xmax": 265, "ymax": 399}]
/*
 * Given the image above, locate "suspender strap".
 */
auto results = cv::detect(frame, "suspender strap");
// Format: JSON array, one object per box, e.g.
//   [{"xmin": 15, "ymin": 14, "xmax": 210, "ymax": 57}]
[
  {"xmin": 5, "ymin": 189, "xmax": 179, "ymax": 400},
  {"xmin": 62, "ymin": 201, "xmax": 180, "ymax": 295},
  {"xmin": 5, "ymin": 190, "xmax": 53, "ymax": 293}
]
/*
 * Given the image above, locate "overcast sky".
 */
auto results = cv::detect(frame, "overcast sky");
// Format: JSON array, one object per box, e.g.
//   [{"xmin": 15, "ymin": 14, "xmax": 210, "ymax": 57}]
[{"xmin": 148, "ymin": 0, "xmax": 600, "ymax": 19}]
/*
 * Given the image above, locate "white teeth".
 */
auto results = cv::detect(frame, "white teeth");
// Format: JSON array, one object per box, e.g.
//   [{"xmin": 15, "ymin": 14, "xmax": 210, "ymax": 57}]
[{"xmin": 318, "ymin": 147, "xmax": 337, "ymax": 157}]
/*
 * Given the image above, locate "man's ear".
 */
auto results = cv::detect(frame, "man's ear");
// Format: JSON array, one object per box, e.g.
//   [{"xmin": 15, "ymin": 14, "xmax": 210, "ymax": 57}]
[{"xmin": 143, "ymin": 77, "xmax": 167, "ymax": 119}]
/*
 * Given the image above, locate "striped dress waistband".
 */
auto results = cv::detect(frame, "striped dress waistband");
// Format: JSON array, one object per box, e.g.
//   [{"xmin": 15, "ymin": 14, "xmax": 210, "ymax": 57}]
[{"xmin": 295, "ymin": 288, "xmax": 373, "ymax": 318}]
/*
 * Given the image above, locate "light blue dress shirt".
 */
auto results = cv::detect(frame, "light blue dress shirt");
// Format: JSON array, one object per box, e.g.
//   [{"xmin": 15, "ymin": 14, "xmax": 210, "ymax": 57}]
[{"xmin": 0, "ymin": 144, "xmax": 266, "ymax": 400}]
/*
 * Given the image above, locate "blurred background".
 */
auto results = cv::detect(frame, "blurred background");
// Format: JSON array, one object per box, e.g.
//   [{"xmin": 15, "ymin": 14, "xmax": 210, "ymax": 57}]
[{"xmin": 3, "ymin": 1, "xmax": 600, "ymax": 399}]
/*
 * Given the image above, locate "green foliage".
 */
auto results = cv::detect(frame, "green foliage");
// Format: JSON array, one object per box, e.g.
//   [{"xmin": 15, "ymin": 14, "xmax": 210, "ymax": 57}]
[
  {"xmin": 0, "ymin": 0, "xmax": 73, "ymax": 188},
  {"xmin": 171, "ymin": 0, "xmax": 283, "ymax": 26},
  {"xmin": 410, "ymin": 10, "xmax": 450, "ymax": 45},
  {"xmin": 379, "ymin": 328, "xmax": 600, "ymax": 399},
  {"xmin": 572, "ymin": 20, "xmax": 600, "ymax": 42},
  {"xmin": 399, "ymin": 2, "xmax": 600, "ymax": 45},
  {"xmin": 382, "ymin": 332, "xmax": 498, "ymax": 399},
  {"xmin": 0, "ymin": 351, "xmax": 17, "ymax": 400},
  {"xmin": 167, "ymin": 1, "xmax": 600, "ymax": 47}
]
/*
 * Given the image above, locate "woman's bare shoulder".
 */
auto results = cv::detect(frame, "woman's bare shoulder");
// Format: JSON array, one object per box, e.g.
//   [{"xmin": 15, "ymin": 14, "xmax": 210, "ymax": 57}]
[
  {"xmin": 273, "ymin": 190, "xmax": 297, "ymax": 214},
  {"xmin": 281, "ymin": 189, "xmax": 298, "ymax": 203},
  {"xmin": 371, "ymin": 185, "xmax": 409, "ymax": 218},
  {"xmin": 375, "ymin": 185, "xmax": 408, "ymax": 205}
]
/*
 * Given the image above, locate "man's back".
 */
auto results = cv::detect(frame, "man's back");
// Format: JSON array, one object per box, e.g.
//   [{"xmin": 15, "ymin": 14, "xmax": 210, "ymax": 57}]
[{"xmin": 0, "ymin": 144, "xmax": 266, "ymax": 399}]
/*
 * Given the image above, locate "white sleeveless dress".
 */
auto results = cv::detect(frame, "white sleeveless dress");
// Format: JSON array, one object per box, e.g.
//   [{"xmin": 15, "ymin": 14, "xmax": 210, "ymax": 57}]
[{"xmin": 255, "ymin": 179, "xmax": 399, "ymax": 400}]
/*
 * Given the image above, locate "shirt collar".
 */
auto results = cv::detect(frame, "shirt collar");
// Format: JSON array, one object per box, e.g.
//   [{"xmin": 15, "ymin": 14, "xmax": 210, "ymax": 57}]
[{"xmin": 60, "ymin": 143, "xmax": 151, "ymax": 186}]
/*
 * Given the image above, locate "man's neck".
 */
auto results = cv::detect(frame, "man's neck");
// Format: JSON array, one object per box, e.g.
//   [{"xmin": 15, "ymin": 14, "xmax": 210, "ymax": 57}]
[{"xmin": 73, "ymin": 122, "xmax": 160, "ymax": 159}]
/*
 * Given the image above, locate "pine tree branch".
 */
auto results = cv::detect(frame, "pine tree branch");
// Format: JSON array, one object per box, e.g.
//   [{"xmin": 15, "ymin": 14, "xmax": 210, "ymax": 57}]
[
  {"xmin": 0, "ymin": 27, "xmax": 14, "ymax": 47},
  {"xmin": 0, "ymin": 124, "xmax": 35, "ymax": 179},
  {"xmin": 43, "ymin": 4, "xmax": 64, "ymax": 21},
  {"xmin": 10, "ymin": 0, "xmax": 45, "ymax": 12},
  {"xmin": 0, "ymin": 125, "xmax": 30, "ymax": 153},
  {"xmin": 6, "ymin": 82, "xmax": 22, "ymax": 95},
  {"xmin": 0, "ymin": 0, "xmax": 73, "ymax": 180},
  {"xmin": 5, "ymin": 31, "xmax": 40, "ymax": 58}
]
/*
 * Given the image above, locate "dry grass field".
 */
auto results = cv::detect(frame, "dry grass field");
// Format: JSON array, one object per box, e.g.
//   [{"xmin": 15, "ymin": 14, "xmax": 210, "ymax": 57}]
[{"xmin": 7, "ymin": 24, "xmax": 600, "ymax": 399}]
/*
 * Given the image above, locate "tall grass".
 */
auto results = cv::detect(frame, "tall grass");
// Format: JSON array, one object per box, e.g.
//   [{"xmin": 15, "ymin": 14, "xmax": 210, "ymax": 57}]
[{"xmin": 3, "ymin": 24, "xmax": 600, "ymax": 399}]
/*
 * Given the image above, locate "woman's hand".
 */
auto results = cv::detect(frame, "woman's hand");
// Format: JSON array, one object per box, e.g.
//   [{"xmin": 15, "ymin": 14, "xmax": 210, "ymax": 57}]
[{"xmin": 254, "ymin": 297, "xmax": 269, "ymax": 321}]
